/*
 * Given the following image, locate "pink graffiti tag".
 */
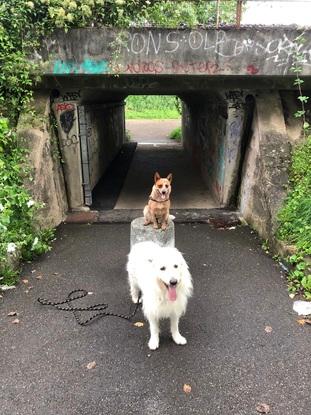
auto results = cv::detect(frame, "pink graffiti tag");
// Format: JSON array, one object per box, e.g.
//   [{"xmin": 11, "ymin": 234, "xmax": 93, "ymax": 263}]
[
  {"xmin": 56, "ymin": 102, "xmax": 74, "ymax": 112},
  {"xmin": 246, "ymin": 64, "xmax": 259, "ymax": 75}
]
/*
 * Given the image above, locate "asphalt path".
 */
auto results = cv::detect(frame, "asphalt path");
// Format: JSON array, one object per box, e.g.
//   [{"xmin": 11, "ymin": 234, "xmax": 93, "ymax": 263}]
[{"xmin": 0, "ymin": 224, "xmax": 310, "ymax": 415}]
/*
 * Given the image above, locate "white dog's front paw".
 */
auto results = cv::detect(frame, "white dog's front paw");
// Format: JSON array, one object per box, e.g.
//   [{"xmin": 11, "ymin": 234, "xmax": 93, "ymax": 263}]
[
  {"xmin": 148, "ymin": 337, "xmax": 159, "ymax": 350},
  {"xmin": 172, "ymin": 334, "xmax": 187, "ymax": 345}
]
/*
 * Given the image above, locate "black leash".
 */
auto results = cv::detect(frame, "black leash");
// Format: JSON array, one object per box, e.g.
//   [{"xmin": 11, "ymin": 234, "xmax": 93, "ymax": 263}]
[{"xmin": 37, "ymin": 289, "xmax": 141, "ymax": 326}]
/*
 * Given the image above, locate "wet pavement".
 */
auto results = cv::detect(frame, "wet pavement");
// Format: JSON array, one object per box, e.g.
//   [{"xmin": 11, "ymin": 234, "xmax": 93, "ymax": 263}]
[{"xmin": 0, "ymin": 223, "xmax": 310, "ymax": 415}]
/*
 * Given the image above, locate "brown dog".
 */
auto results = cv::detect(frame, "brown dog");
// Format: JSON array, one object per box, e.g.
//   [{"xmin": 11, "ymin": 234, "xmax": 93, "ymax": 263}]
[{"xmin": 143, "ymin": 172, "xmax": 173, "ymax": 231}]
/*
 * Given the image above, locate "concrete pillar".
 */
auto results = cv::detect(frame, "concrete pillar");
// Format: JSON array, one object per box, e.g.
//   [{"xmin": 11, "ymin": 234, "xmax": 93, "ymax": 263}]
[{"xmin": 130, "ymin": 217, "xmax": 175, "ymax": 248}]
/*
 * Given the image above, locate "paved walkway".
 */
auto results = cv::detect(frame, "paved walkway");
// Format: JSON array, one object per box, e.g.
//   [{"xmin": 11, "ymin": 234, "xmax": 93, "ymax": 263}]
[
  {"xmin": 0, "ymin": 224, "xmax": 309, "ymax": 415},
  {"xmin": 115, "ymin": 145, "xmax": 217, "ymax": 209},
  {"xmin": 126, "ymin": 119, "xmax": 181, "ymax": 145}
]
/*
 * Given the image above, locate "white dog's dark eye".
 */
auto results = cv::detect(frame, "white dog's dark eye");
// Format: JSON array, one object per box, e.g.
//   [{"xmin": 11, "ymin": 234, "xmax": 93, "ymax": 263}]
[
  {"xmin": 160, "ymin": 266, "xmax": 166, "ymax": 271},
  {"xmin": 148, "ymin": 259, "xmax": 153, "ymax": 263},
  {"xmin": 174, "ymin": 264, "xmax": 178, "ymax": 268}
]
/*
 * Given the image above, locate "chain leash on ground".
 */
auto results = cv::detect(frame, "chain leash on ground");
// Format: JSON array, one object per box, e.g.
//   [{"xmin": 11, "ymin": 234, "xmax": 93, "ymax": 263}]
[{"xmin": 37, "ymin": 289, "xmax": 141, "ymax": 326}]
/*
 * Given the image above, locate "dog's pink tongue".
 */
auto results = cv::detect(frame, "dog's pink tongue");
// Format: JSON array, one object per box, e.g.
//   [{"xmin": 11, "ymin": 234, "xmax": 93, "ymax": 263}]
[{"xmin": 168, "ymin": 286, "xmax": 177, "ymax": 301}]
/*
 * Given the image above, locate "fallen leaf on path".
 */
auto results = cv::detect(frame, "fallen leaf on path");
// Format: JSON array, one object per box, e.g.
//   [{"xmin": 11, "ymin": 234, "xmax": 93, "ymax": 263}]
[
  {"xmin": 21, "ymin": 279, "xmax": 29, "ymax": 284},
  {"xmin": 12, "ymin": 319, "xmax": 20, "ymax": 324},
  {"xmin": 86, "ymin": 361, "xmax": 96, "ymax": 370},
  {"xmin": 264, "ymin": 326, "xmax": 273, "ymax": 333},
  {"xmin": 36, "ymin": 275, "xmax": 43, "ymax": 280},
  {"xmin": 183, "ymin": 384, "xmax": 192, "ymax": 394},
  {"xmin": 289, "ymin": 293, "xmax": 296, "ymax": 299},
  {"xmin": 0, "ymin": 285, "xmax": 16, "ymax": 291},
  {"xmin": 256, "ymin": 403, "xmax": 270, "ymax": 413},
  {"xmin": 134, "ymin": 321, "xmax": 144, "ymax": 327},
  {"xmin": 7, "ymin": 311, "xmax": 18, "ymax": 316}
]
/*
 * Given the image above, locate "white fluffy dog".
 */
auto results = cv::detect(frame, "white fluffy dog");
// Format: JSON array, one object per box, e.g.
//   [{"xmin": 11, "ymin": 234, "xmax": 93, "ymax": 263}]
[{"xmin": 127, "ymin": 241, "xmax": 193, "ymax": 350}]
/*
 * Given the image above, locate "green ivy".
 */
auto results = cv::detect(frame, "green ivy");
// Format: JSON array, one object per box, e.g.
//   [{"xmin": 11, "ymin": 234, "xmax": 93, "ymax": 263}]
[
  {"xmin": 277, "ymin": 135, "xmax": 311, "ymax": 299},
  {"xmin": 0, "ymin": 118, "xmax": 54, "ymax": 283}
]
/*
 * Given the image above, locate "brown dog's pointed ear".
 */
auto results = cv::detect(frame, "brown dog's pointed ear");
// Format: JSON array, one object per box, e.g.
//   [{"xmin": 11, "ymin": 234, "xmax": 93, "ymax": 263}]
[
  {"xmin": 154, "ymin": 172, "xmax": 161, "ymax": 183},
  {"xmin": 167, "ymin": 173, "xmax": 173, "ymax": 183}
]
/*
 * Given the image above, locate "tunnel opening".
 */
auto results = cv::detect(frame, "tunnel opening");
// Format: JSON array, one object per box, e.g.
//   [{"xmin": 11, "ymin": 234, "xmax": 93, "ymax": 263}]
[{"xmin": 50, "ymin": 81, "xmax": 252, "ymax": 217}]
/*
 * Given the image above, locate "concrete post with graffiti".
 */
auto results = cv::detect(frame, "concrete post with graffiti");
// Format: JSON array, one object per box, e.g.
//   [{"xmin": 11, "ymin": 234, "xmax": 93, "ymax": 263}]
[{"xmin": 52, "ymin": 99, "xmax": 84, "ymax": 210}]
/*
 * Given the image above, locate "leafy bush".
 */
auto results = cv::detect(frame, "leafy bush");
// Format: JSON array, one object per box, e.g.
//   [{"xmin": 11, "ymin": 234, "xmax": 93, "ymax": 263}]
[
  {"xmin": 0, "ymin": 118, "xmax": 54, "ymax": 284},
  {"xmin": 169, "ymin": 127, "xmax": 182, "ymax": 141},
  {"xmin": 277, "ymin": 135, "xmax": 311, "ymax": 298}
]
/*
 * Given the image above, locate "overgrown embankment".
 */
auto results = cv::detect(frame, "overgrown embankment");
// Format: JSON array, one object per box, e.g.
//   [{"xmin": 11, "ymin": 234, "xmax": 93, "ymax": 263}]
[
  {"xmin": 0, "ymin": 119, "xmax": 53, "ymax": 284},
  {"xmin": 277, "ymin": 135, "xmax": 311, "ymax": 299}
]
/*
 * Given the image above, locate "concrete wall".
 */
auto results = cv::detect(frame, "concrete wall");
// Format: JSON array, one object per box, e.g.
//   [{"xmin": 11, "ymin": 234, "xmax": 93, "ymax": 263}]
[
  {"xmin": 52, "ymin": 90, "xmax": 125, "ymax": 209},
  {"xmin": 39, "ymin": 27, "xmax": 311, "ymax": 78},
  {"xmin": 87, "ymin": 103, "xmax": 125, "ymax": 189},
  {"xmin": 182, "ymin": 91, "xmax": 246, "ymax": 207},
  {"xmin": 17, "ymin": 92, "xmax": 68, "ymax": 227},
  {"xmin": 52, "ymin": 100, "xmax": 84, "ymax": 209},
  {"xmin": 239, "ymin": 91, "xmax": 291, "ymax": 241}
]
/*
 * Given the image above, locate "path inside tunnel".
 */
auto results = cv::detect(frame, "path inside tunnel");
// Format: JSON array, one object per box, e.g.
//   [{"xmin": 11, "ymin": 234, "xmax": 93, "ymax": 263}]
[
  {"xmin": 92, "ymin": 120, "xmax": 218, "ymax": 210},
  {"xmin": 115, "ymin": 144, "xmax": 217, "ymax": 209}
]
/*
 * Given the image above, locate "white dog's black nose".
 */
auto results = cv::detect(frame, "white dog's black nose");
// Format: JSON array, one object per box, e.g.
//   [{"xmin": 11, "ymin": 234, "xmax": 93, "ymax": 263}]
[{"xmin": 169, "ymin": 278, "xmax": 178, "ymax": 286}]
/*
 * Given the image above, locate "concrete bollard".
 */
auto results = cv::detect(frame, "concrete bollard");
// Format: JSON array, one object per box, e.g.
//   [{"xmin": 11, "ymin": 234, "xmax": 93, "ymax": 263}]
[{"xmin": 130, "ymin": 217, "xmax": 175, "ymax": 248}]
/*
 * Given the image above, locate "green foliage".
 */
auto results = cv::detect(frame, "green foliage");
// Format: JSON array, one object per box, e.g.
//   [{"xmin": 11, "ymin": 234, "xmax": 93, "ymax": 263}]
[
  {"xmin": 125, "ymin": 95, "xmax": 180, "ymax": 119},
  {"xmin": 169, "ymin": 126, "xmax": 182, "ymax": 141},
  {"xmin": 277, "ymin": 136, "xmax": 311, "ymax": 298},
  {"xmin": 277, "ymin": 136, "xmax": 311, "ymax": 253},
  {"xmin": 136, "ymin": 1, "xmax": 236, "ymax": 28},
  {"xmin": 277, "ymin": 33, "xmax": 311, "ymax": 299},
  {"xmin": 0, "ymin": 118, "xmax": 54, "ymax": 283}
]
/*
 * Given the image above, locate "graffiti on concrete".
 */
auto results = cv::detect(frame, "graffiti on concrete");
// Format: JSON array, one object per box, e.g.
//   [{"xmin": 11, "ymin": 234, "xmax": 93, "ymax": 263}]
[
  {"xmin": 226, "ymin": 90, "xmax": 244, "ymax": 110},
  {"xmin": 60, "ymin": 109, "xmax": 75, "ymax": 135},
  {"xmin": 125, "ymin": 30, "xmax": 311, "ymax": 68},
  {"xmin": 61, "ymin": 134, "xmax": 79, "ymax": 148},
  {"xmin": 47, "ymin": 28, "xmax": 311, "ymax": 76},
  {"xmin": 61, "ymin": 90, "xmax": 81, "ymax": 101},
  {"xmin": 53, "ymin": 59, "xmax": 109, "ymax": 74},
  {"xmin": 56, "ymin": 102, "xmax": 74, "ymax": 112},
  {"xmin": 227, "ymin": 118, "xmax": 243, "ymax": 164}
]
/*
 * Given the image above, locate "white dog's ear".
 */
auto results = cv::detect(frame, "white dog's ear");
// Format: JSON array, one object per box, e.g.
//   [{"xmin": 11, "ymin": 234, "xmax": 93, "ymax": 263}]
[
  {"xmin": 154, "ymin": 172, "xmax": 161, "ymax": 183},
  {"xmin": 167, "ymin": 173, "xmax": 173, "ymax": 183},
  {"xmin": 179, "ymin": 257, "xmax": 193, "ymax": 297}
]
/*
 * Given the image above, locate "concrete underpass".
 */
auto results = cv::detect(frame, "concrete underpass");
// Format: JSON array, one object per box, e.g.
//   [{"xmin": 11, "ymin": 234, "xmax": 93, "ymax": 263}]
[{"xmin": 21, "ymin": 26, "xmax": 311, "ymax": 240}]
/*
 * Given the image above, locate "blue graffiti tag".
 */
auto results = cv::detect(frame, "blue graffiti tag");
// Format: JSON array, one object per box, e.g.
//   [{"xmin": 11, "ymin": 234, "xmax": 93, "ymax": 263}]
[{"xmin": 53, "ymin": 59, "xmax": 109, "ymax": 74}]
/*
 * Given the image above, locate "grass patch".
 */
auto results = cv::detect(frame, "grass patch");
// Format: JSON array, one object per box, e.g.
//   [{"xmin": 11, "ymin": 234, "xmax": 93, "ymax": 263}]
[
  {"xmin": 169, "ymin": 127, "xmax": 182, "ymax": 141},
  {"xmin": 125, "ymin": 95, "xmax": 180, "ymax": 120}
]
